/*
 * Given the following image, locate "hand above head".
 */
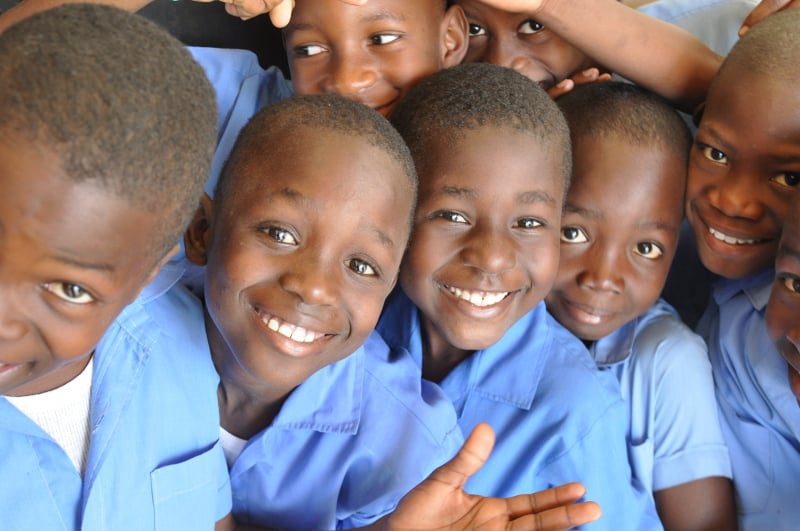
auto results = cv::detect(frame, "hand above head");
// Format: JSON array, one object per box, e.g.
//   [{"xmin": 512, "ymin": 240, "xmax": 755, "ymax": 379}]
[
  {"xmin": 739, "ymin": 0, "xmax": 800, "ymax": 35},
  {"xmin": 381, "ymin": 423, "xmax": 602, "ymax": 531},
  {"xmin": 547, "ymin": 68, "xmax": 612, "ymax": 100},
  {"xmin": 192, "ymin": 0, "xmax": 367, "ymax": 26}
]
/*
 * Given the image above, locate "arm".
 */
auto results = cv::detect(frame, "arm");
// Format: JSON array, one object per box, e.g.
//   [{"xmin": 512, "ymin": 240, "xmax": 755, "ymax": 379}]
[
  {"xmin": 369, "ymin": 423, "xmax": 601, "ymax": 531},
  {"xmin": 477, "ymin": 0, "xmax": 722, "ymax": 112},
  {"xmin": 655, "ymin": 477, "xmax": 738, "ymax": 531},
  {"xmin": 197, "ymin": 0, "xmax": 367, "ymax": 26},
  {"xmin": 739, "ymin": 0, "xmax": 800, "ymax": 35}
]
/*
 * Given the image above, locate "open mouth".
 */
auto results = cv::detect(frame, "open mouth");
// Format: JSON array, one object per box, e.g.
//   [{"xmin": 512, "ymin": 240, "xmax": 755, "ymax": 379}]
[
  {"xmin": 708, "ymin": 226, "xmax": 765, "ymax": 246},
  {"xmin": 260, "ymin": 313, "xmax": 326, "ymax": 344},
  {"xmin": 446, "ymin": 285, "xmax": 510, "ymax": 308}
]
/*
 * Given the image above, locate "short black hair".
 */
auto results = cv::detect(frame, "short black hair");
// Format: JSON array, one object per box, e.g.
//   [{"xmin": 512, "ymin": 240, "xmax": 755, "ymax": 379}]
[
  {"xmin": 390, "ymin": 62, "xmax": 571, "ymax": 190},
  {"xmin": 0, "ymin": 3, "xmax": 217, "ymax": 258},
  {"xmin": 557, "ymin": 81, "xmax": 692, "ymax": 163},
  {"xmin": 717, "ymin": 9, "xmax": 800, "ymax": 84},
  {"xmin": 216, "ymin": 93, "xmax": 417, "ymax": 210}
]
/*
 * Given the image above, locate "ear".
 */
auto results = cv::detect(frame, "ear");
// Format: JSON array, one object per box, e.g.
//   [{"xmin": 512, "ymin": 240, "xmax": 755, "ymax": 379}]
[
  {"xmin": 440, "ymin": 4, "xmax": 469, "ymax": 68},
  {"xmin": 184, "ymin": 193, "xmax": 215, "ymax": 267}
]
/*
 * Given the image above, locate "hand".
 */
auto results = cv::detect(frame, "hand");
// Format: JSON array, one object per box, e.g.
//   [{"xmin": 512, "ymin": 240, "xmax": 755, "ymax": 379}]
[
  {"xmin": 383, "ymin": 423, "xmax": 602, "ymax": 531},
  {"xmin": 547, "ymin": 67, "xmax": 612, "ymax": 100},
  {"xmin": 192, "ymin": 0, "xmax": 367, "ymax": 26},
  {"xmin": 473, "ymin": 0, "xmax": 546, "ymax": 14},
  {"xmin": 739, "ymin": 0, "xmax": 800, "ymax": 35}
]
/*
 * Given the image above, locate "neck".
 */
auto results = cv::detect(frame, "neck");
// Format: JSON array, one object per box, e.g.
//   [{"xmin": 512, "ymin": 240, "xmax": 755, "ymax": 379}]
[{"xmin": 418, "ymin": 311, "xmax": 473, "ymax": 383}]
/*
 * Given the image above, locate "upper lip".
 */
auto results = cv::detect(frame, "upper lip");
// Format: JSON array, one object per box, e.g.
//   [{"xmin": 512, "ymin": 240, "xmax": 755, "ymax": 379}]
[
  {"xmin": 559, "ymin": 293, "xmax": 619, "ymax": 318},
  {"xmin": 443, "ymin": 283, "xmax": 513, "ymax": 307}
]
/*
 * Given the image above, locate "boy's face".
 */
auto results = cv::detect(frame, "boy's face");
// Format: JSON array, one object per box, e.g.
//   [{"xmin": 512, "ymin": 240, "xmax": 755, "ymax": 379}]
[
  {"xmin": 766, "ymin": 201, "xmax": 800, "ymax": 404},
  {"xmin": 400, "ymin": 126, "xmax": 563, "ymax": 353},
  {"xmin": 686, "ymin": 67, "xmax": 800, "ymax": 280},
  {"xmin": 284, "ymin": 0, "xmax": 466, "ymax": 117},
  {"xmin": 455, "ymin": 0, "xmax": 592, "ymax": 90},
  {"xmin": 0, "ymin": 137, "xmax": 172, "ymax": 397},
  {"xmin": 546, "ymin": 135, "xmax": 684, "ymax": 341},
  {"xmin": 192, "ymin": 128, "xmax": 412, "ymax": 394}
]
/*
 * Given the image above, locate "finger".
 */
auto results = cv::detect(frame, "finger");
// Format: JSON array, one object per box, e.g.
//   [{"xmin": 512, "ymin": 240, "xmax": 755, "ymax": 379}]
[
  {"xmin": 547, "ymin": 79, "xmax": 574, "ymax": 100},
  {"xmin": 506, "ymin": 482, "xmax": 586, "ymax": 518},
  {"xmin": 511, "ymin": 501, "xmax": 602, "ymax": 531},
  {"xmin": 739, "ymin": 0, "xmax": 790, "ymax": 35},
  {"xmin": 428, "ymin": 423, "xmax": 495, "ymax": 489},
  {"xmin": 341, "ymin": 0, "xmax": 368, "ymax": 4},
  {"xmin": 269, "ymin": 0, "xmax": 295, "ymax": 27}
]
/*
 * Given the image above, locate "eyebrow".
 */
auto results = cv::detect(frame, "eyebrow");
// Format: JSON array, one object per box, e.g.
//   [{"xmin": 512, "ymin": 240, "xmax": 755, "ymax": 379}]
[
  {"xmin": 698, "ymin": 125, "xmax": 734, "ymax": 154},
  {"xmin": 517, "ymin": 190, "xmax": 558, "ymax": 207},
  {"xmin": 564, "ymin": 204, "xmax": 602, "ymax": 219},
  {"xmin": 287, "ymin": 9, "xmax": 406, "ymax": 32},
  {"xmin": 778, "ymin": 242, "xmax": 800, "ymax": 264},
  {"xmin": 52, "ymin": 254, "xmax": 115, "ymax": 273},
  {"xmin": 636, "ymin": 220, "xmax": 681, "ymax": 233}
]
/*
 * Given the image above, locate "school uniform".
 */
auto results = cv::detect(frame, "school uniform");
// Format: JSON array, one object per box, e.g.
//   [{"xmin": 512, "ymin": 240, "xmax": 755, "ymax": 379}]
[
  {"xmin": 639, "ymin": 0, "xmax": 757, "ymax": 56},
  {"xmin": 377, "ymin": 289, "xmax": 663, "ymax": 531},
  {"xmin": 590, "ymin": 299, "xmax": 731, "ymax": 493},
  {"xmin": 698, "ymin": 269, "xmax": 800, "ymax": 531},
  {"xmin": 188, "ymin": 46, "xmax": 293, "ymax": 197},
  {"xmin": 228, "ymin": 331, "xmax": 463, "ymax": 530},
  {"xmin": 0, "ymin": 264, "xmax": 231, "ymax": 531}
]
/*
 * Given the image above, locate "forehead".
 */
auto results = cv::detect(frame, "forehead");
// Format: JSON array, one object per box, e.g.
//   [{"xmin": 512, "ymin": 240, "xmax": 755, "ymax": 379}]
[
  {"xmin": 291, "ymin": 0, "xmax": 443, "ymax": 27},
  {"xmin": 420, "ymin": 126, "xmax": 564, "ymax": 199},
  {"xmin": 0, "ymin": 138, "xmax": 163, "ymax": 278},
  {"xmin": 225, "ymin": 127, "xmax": 413, "ymax": 224}
]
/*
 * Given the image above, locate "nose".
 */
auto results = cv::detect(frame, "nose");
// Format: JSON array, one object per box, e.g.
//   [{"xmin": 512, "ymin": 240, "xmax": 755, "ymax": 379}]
[
  {"xmin": 575, "ymin": 245, "xmax": 623, "ymax": 294},
  {"xmin": 279, "ymin": 252, "xmax": 339, "ymax": 307},
  {"xmin": 323, "ymin": 47, "xmax": 379, "ymax": 98},
  {"xmin": 484, "ymin": 34, "xmax": 536, "ymax": 79},
  {"xmin": 0, "ymin": 287, "xmax": 30, "ymax": 341},
  {"xmin": 460, "ymin": 224, "xmax": 516, "ymax": 275},
  {"xmin": 707, "ymin": 167, "xmax": 765, "ymax": 220}
]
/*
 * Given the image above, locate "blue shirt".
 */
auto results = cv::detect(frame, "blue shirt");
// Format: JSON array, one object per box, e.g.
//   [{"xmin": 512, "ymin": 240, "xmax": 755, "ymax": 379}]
[
  {"xmin": 639, "ymin": 0, "xmax": 757, "ymax": 56},
  {"xmin": 698, "ymin": 270, "xmax": 800, "ymax": 531},
  {"xmin": 378, "ymin": 290, "xmax": 663, "ymax": 531},
  {"xmin": 230, "ymin": 330, "xmax": 463, "ymax": 530},
  {"xmin": 591, "ymin": 299, "xmax": 731, "ymax": 493},
  {"xmin": 0, "ymin": 264, "xmax": 231, "ymax": 531}
]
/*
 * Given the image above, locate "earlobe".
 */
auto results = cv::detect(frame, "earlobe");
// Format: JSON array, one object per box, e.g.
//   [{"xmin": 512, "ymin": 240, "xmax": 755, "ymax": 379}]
[
  {"xmin": 441, "ymin": 5, "xmax": 469, "ymax": 68},
  {"xmin": 184, "ymin": 193, "xmax": 215, "ymax": 266}
]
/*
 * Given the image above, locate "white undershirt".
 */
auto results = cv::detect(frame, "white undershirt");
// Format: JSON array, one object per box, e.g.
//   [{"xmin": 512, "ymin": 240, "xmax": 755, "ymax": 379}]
[
  {"xmin": 7, "ymin": 357, "xmax": 94, "ymax": 476},
  {"xmin": 219, "ymin": 426, "xmax": 248, "ymax": 468}
]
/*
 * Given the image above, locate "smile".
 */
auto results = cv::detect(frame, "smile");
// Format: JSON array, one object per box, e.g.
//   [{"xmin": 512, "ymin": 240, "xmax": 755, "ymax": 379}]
[
  {"xmin": 446, "ymin": 285, "xmax": 510, "ymax": 308},
  {"xmin": 260, "ymin": 313, "xmax": 326, "ymax": 344},
  {"xmin": 708, "ymin": 226, "xmax": 762, "ymax": 245}
]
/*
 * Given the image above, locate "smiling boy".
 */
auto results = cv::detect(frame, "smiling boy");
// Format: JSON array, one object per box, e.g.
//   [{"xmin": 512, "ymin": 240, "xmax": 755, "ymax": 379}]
[
  {"xmin": 547, "ymin": 81, "xmax": 736, "ymax": 531},
  {"xmin": 379, "ymin": 63, "xmax": 661, "ymax": 531}
]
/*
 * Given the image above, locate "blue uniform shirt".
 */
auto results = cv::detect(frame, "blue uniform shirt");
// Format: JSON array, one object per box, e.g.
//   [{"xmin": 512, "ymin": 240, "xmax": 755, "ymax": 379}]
[
  {"xmin": 230, "ymin": 331, "xmax": 463, "ymax": 530},
  {"xmin": 591, "ymin": 299, "xmax": 731, "ymax": 493},
  {"xmin": 698, "ymin": 270, "xmax": 800, "ymax": 531},
  {"xmin": 0, "ymin": 264, "xmax": 231, "ymax": 530},
  {"xmin": 378, "ymin": 290, "xmax": 663, "ymax": 531}
]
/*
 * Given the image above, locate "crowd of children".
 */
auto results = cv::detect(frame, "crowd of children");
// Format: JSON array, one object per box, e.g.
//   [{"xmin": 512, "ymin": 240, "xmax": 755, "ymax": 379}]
[{"xmin": 1, "ymin": 0, "xmax": 799, "ymax": 529}]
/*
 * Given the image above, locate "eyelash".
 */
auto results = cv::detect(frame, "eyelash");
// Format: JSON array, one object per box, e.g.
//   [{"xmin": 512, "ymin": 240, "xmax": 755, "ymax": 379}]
[{"xmin": 42, "ymin": 282, "xmax": 95, "ymax": 304}]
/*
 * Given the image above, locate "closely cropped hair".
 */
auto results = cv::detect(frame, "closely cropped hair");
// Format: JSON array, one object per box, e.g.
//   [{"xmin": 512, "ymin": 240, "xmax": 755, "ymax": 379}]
[
  {"xmin": 718, "ymin": 9, "xmax": 800, "ymax": 84},
  {"xmin": 557, "ymin": 82, "xmax": 692, "ymax": 162},
  {"xmin": 390, "ymin": 62, "xmax": 571, "ymax": 188},
  {"xmin": 216, "ymin": 93, "xmax": 418, "ymax": 206},
  {"xmin": 0, "ymin": 4, "xmax": 217, "ymax": 258}
]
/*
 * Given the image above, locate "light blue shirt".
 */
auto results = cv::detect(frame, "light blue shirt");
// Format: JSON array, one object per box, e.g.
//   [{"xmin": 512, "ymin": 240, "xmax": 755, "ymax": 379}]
[
  {"xmin": 377, "ymin": 290, "xmax": 663, "ymax": 531},
  {"xmin": 0, "ymin": 264, "xmax": 231, "ymax": 530},
  {"xmin": 188, "ymin": 46, "xmax": 294, "ymax": 198},
  {"xmin": 591, "ymin": 299, "xmax": 731, "ymax": 493},
  {"xmin": 698, "ymin": 269, "xmax": 800, "ymax": 531},
  {"xmin": 230, "ymin": 330, "xmax": 463, "ymax": 530},
  {"xmin": 639, "ymin": 0, "xmax": 757, "ymax": 56}
]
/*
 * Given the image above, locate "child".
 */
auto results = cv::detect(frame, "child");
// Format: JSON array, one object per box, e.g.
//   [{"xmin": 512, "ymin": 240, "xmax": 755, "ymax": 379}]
[
  {"xmin": 378, "ymin": 62, "xmax": 662, "ymax": 531},
  {"xmin": 0, "ymin": 4, "xmax": 235, "ymax": 529},
  {"xmin": 548, "ymin": 81, "xmax": 736, "ymax": 531},
  {"xmin": 766, "ymin": 197, "xmax": 800, "ymax": 406},
  {"xmin": 184, "ymin": 93, "xmax": 463, "ymax": 530}
]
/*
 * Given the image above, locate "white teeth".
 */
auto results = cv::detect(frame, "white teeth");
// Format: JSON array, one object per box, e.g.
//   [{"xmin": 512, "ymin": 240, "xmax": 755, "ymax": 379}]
[
  {"xmin": 263, "ymin": 315, "xmax": 320, "ymax": 343},
  {"xmin": 447, "ymin": 286, "xmax": 509, "ymax": 307},
  {"xmin": 709, "ymin": 227, "xmax": 757, "ymax": 245}
]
